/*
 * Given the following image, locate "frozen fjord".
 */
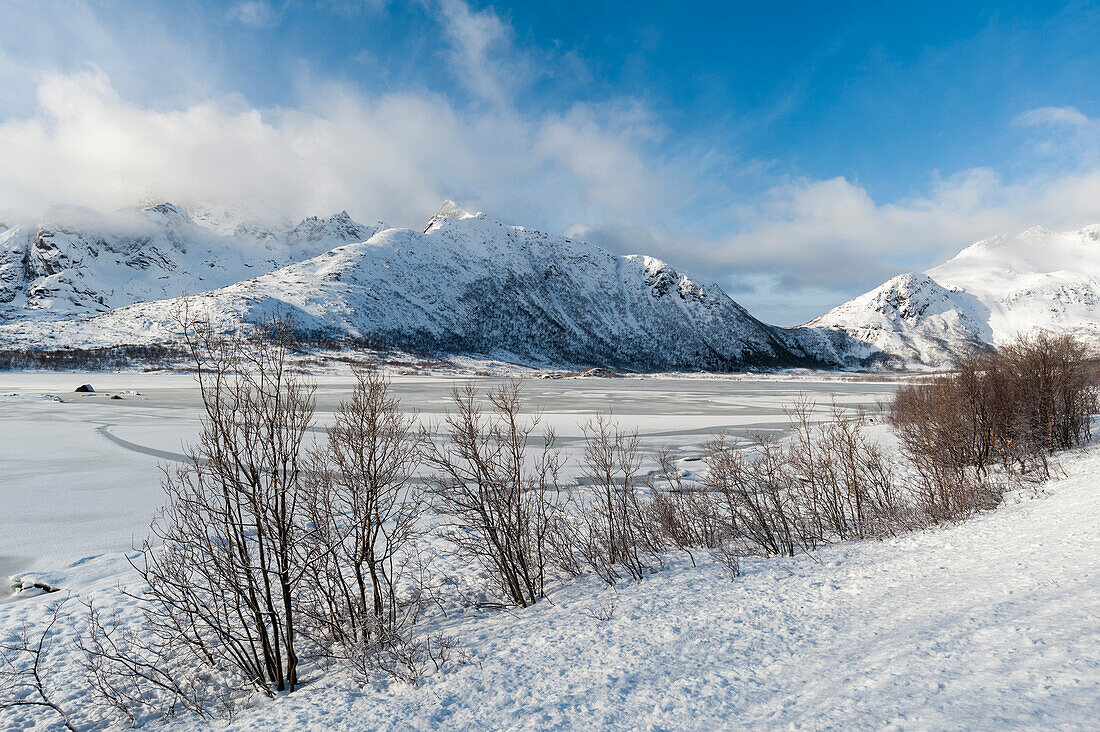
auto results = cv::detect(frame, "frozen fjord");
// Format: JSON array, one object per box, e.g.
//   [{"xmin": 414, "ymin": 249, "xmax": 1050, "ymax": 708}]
[{"xmin": 0, "ymin": 372, "xmax": 897, "ymax": 576}]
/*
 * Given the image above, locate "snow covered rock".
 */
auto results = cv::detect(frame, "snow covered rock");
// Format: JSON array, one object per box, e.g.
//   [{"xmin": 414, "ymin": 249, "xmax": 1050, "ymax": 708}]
[
  {"xmin": 424, "ymin": 199, "xmax": 478, "ymax": 232},
  {"xmin": 802, "ymin": 273, "xmax": 990, "ymax": 367}
]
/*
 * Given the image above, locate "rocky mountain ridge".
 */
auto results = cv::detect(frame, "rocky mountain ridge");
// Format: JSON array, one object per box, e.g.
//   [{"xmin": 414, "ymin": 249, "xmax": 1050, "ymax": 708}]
[
  {"xmin": 0, "ymin": 202, "xmax": 841, "ymax": 371},
  {"xmin": 811, "ymin": 224, "xmax": 1100, "ymax": 366},
  {"xmin": 3, "ymin": 201, "xmax": 1096, "ymax": 370}
]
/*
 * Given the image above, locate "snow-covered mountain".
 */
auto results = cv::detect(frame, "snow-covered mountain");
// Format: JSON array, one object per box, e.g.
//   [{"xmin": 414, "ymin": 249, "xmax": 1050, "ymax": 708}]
[
  {"xmin": 807, "ymin": 225, "xmax": 1100, "ymax": 366},
  {"xmin": 0, "ymin": 202, "xmax": 831, "ymax": 371},
  {"xmin": 0, "ymin": 203, "xmax": 385, "ymax": 317},
  {"xmin": 11, "ymin": 198, "xmax": 1092, "ymax": 371}
]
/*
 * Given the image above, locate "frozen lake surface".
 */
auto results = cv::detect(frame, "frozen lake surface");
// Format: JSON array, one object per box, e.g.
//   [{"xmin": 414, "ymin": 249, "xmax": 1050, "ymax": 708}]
[{"xmin": 0, "ymin": 372, "xmax": 899, "ymax": 576}]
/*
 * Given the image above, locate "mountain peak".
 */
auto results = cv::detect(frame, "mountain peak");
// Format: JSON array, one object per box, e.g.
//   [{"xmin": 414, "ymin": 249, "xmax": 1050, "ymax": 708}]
[
  {"xmin": 287, "ymin": 211, "xmax": 379, "ymax": 244},
  {"xmin": 1020, "ymin": 224, "xmax": 1055, "ymax": 240},
  {"xmin": 424, "ymin": 199, "xmax": 477, "ymax": 232},
  {"xmin": 143, "ymin": 202, "xmax": 193, "ymax": 227}
]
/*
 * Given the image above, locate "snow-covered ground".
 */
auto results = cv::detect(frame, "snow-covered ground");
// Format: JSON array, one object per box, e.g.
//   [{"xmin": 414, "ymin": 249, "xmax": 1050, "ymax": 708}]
[
  {"xmin": 217, "ymin": 446, "xmax": 1100, "ymax": 730},
  {"xmin": 2, "ymin": 374, "xmax": 1098, "ymax": 730}
]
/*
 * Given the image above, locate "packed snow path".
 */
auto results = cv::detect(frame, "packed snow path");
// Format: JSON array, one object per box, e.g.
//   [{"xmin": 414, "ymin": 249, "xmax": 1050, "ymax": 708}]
[{"xmin": 223, "ymin": 450, "xmax": 1100, "ymax": 730}]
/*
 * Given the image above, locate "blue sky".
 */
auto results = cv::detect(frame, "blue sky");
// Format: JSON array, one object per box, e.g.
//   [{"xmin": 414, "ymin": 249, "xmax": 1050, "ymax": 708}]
[{"xmin": 2, "ymin": 1, "xmax": 1100, "ymax": 323}]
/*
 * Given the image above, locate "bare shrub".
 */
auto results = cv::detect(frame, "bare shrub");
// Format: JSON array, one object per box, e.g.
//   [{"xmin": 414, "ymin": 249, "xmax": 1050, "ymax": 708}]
[
  {"xmin": 579, "ymin": 414, "xmax": 664, "ymax": 583},
  {"xmin": 424, "ymin": 382, "xmax": 565, "ymax": 607},
  {"xmin": 1001, "ymin": 332, "xmax": 1096, "ymax": 455},
  {"xmin": 697, "ymin": 398, "xmax": 919, "ymax": 558},
  {"xmin": 345, "ymin": 627, "xmax": 466, "ymax": 685},
  {"xmin": 537, "ymin": 491, "xmax": 588, "ymax": 581},
  {"xmin": 132, "ymin": 315, "xmax": 316, "ymax": 695},
  {"xmin": 301, "ymin": 368, "xmax": 427, "ymax": 665},
  {"xmin": 710, "ymin": 542, "xmax": 743, "ymax": 581},
  {"xmin": 703, "ymin": 433, "xmax": 808, "ymax": 557},
  {"xmin": 0, "ymin": 599, "xmax": 79, "ymax": 732},
  {"xmin": 890, "ymin": 332, "xmax": 1096, "ymax": 521},
  {"xmin": 787, "ymin": 399, "xmax": 912, "ymax": 540},
  {"xmin": 79, "ymin": 319, "xmax": 481, "ymax": 721},
  {"xmin": 78, "ymin": 601, "xmax": 228, "ymax": 725},
  {"xmin": 581, "ymin": 598, "xmax": 616, "ymax": 623},
  {"xmin": 889, "ymin": 375, "xmax": 997, "ymax": 519},
  {"xmin": 649, "ymin": 449, "xmax": 727, "ymax": 566}
]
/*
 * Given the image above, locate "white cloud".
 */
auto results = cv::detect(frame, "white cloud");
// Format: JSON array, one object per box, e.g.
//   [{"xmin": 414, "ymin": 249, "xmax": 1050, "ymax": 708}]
[
  {"xmin": 0, "ymin": 0, "xmax": 676, "ymax": 235},
  {"xmin": 702, "ymin": 165, "xmax": 1100, "ymax": 323},
  {"xmin": 536, "ymin": 103, "xmax": 672, "ymax": 215},
  {"xmin": 0, "ymin": 67, "xmax": 671, "ymax": 235},
  {"xmin": 0, "ymin": 1, "xmax": 222, "ymax": 116},
  {"xmin": 434, "ymin": 0, "xmax": 523, "ymax": 106},
  {"xmin": 1016, "ymin": 106, "xmax": 1091, "ymax": 127},
  {"xmin": 230, "ymin": 1, "xmax": 278, "ymax": 27},
  {"xmin": 1011, "ymin": 105, "xmax": 1100, "ymax": 168}
]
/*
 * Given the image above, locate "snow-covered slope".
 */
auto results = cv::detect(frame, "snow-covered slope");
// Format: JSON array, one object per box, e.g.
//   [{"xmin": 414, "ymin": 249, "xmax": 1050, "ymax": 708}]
[
  {"xmin": 0, "ymin": 203, "xmax": 384, "ymax": 318},
  {"xmin": 4, "ymin": 203, "xmax": 820, "ymax": 371},
  {"xmin": 803, "ymin": 273, "xmax": 991, "ymax": 367},
  {"xmin": 29, "ymin": 200, "xmax": 1100, "ymax": 371},
  {"xmin": 928, "ymin": 225, "xmax": 1100, "ymax": 343},
  {"xmin": 223, "ymin": 444, "xmax": 1100, "ymax": 729},
  {"xmin": 806, "ymin": 225, "xmax": 1100, "ymax": 366}
]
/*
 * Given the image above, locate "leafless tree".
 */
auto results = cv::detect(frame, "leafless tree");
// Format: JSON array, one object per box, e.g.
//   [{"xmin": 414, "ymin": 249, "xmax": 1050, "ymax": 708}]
[
  {"xmin": 424, "ymin": 382, "xmax": 564, "ymax": 607},
  {"xmin": 1002, "ymin": 332, "xmax": 1095, "ymax": 455},
  {"xmin": 580, "ymin": 414, "xmax": 663, "ymax": 583},
  {"xmin": 703, "ymin": 433, "xmax": 808, "ymax": 557},
  {"xmin": 649, "ymin": 448, "xmax": 727, "ymax": 566},
  {"xmin": 302, "ymin": 368, "xmax": 428, "ymax": 657},
  {"xmin": 787, "ymin": 399, "xmax": 910, "ymax": 539},
  {"xmin": 890, "ymin": 332, "xmax": 1096, "ymax": 521}
]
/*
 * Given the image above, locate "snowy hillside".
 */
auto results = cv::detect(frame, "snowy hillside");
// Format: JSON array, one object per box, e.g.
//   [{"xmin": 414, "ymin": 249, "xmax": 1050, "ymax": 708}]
[
  {"xmin": 0, "ymin": 203, "xmax": 384, "ymax": 318},
  {"xmin": 804, "ymin": 273, "xmax": 991, "ymax": 367},
  {"xmin": 9, "ymin": 202, "xmax": 1098, "ymax": 371},
  {"xmin": 928, "ymin": 225, "xmax": 1100, "ymax": 343},
  {"xmin": 222, "ymin": 447, "xmax": 1100, "ymax": 729},
  {"xmin": 0, "ymin": 202, "xmax": 830, "ymax": 371},
  {"xmin": 806, "ymin": 225, "xmax": 1100, "ymax": 366}
]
